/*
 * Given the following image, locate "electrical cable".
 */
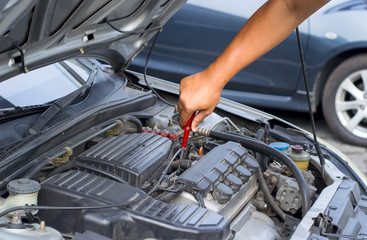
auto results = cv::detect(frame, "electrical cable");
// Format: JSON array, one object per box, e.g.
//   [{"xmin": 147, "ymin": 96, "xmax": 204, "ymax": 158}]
[
  {"xmin": 147, "ymin": 148, "xmax": 183, "ymax": 196},
  {"xmin": 0, "ymin": 192, "xmax": 143, "ymax": 218},
  {"xmin": 105, "ymin": 18, "xmax": 162, "ymax": 35},
  {"xmin": 143, "ymin": 30, "xmax": 176, "ymax": 107},
  {"xmin": 295, "ymin": 27, "xmax": 326, "ymax": 177},
  {"xmin": 105, "ymin": 18, "xmax": 175, "ymax": 106}
]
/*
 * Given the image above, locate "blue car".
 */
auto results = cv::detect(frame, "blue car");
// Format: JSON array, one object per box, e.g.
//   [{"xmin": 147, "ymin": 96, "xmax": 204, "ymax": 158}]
[{"xmin": 130, "ymin": 0, "xmax": 367, "ymax": 146}]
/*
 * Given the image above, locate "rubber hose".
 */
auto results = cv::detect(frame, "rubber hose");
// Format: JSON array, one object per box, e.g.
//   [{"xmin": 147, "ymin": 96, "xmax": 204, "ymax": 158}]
[
  {"xmin": 254, "ymin": 128, "xmax": 284, "ymax": 219},
  {"xmin": 170, "ymin": 160, "xmax": 192, "ymax": 170},
  {"xmin": 157, "ymin": 191, "xmax": 180, "ymax": 202},
  {"xmin": 123, "ymin": 115, "xmax": 142, "ymax": 133},
  {"xmin": 23, "ymin": 157, "xmax": 52, "ymax": 179},
  {"xmin": 197, "ymin": 128, "xmax": 310, "ymax": 217},
  {"xmin": 47, "ymin": 160, "xmax": 76, "ymax": 178},
  {"xmin": 156, "ymin": 184, "xmax": 185, "ymax": 202},
  {"xmin": 256, "ymin": 168, "xmax": 286, "ymax": 220},
  {"xmin": 255, "ymin": 128, "xmax": 267, "ymax": 171},
  {"xmin": 255, "ymin": 128, "xmax": 265, "ymax": 141}
]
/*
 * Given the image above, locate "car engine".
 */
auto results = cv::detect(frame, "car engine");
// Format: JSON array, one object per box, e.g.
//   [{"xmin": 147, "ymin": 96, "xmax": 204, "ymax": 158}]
[{"xmin": 0, "ymin": 101, "xmax": 366, "ymax": 240}]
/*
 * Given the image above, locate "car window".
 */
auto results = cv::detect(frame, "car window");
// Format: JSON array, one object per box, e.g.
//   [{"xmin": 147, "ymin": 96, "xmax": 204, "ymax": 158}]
[{"xmin": 0, "ymin": 60, "xmax": 90, "ymax": 108}]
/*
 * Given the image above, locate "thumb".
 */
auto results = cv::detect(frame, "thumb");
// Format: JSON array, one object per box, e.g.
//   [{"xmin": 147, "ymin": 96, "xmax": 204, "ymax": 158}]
[{"xmin": 191, "ymin": 111, "xmax": 208, "ymax": 132}]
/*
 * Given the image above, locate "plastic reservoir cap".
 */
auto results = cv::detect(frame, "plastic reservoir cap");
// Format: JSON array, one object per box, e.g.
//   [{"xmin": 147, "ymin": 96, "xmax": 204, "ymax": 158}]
[
  {"xmin": 291, "ymin": 145, "xmax": 303, "ymax": 153},
  {"xmin": 269, "ymin": 142, "xmax": 290, "ymax": 150},
  {"xmin": 7, "ymin": 178, "xmax": 41, "ymax": 195}
]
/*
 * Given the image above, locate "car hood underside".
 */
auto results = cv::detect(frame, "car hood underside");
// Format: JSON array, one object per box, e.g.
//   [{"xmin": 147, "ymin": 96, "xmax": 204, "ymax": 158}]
[{"xmin": 0, "ymin": 0, "xmax": 186, "ymax": 82}]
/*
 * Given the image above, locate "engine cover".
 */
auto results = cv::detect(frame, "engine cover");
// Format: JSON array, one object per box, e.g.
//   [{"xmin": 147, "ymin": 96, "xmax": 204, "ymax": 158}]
[
  {"xmin": 77, "ymin": 133, "xmax": 172, "ymax": 188},
  {"xmin": 175, "ymin": 142, "xmax": 259, "ymax": 219},
  {"xmin": 38, "ymin": 170, "xmax": 230, "ymax": 239},
  {"xmin": 178, "ymin": 141, "xmax": 258, "ymax": 202}
]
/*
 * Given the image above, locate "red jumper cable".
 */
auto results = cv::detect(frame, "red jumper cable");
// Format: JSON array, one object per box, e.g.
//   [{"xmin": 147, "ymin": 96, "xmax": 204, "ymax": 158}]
[
  {"xmin": 181, "ymin": 113, "xmax": 196, "ymax": 148},
  {"xmin": 178, "ymin": 113, "xmax": 196, "ymax": 172}
]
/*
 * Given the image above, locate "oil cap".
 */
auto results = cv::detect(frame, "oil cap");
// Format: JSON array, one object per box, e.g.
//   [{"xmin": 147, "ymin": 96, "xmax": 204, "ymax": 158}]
[{"xmin": 7, "ymin": 179, "xmax": 41, "ymax": 195}]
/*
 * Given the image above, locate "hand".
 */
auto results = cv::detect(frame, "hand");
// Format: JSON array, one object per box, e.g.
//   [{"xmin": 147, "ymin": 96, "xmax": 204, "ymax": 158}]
[{"xmin": 178, "ymin": 70, "xmax": 223, "ymax": 131}]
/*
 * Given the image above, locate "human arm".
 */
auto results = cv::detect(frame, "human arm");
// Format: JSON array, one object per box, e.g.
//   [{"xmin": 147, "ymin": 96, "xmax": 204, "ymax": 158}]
[{"xmin": 178, "ymin": 0, "xmax": 328, "ymax": 130}]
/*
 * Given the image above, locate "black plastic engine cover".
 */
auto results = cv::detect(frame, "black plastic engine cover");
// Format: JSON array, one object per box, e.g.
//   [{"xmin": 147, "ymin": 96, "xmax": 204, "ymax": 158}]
[
  {"xmin": 77, "ymin": 133, "xmax": 172, "ymax": 188},
  {"xmin": 38, "ymin": 170, "xmax": 230, "ymax": 240},
  {"xmin": 178, "ymin": 141, "xmax": 258, "ymax": 198}
]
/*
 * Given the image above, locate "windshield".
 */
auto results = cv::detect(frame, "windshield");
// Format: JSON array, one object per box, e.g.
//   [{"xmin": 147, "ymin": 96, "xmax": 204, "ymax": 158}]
[{"xmin": 0, "ymin": 60, "xmax": 90, "ymax": 108}]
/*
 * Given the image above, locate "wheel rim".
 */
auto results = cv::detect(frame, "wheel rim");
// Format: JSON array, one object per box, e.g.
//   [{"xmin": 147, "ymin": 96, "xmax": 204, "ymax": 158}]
[{"xmin": 335, "ymin": 69, "xmax": 367, "ymax": 138}]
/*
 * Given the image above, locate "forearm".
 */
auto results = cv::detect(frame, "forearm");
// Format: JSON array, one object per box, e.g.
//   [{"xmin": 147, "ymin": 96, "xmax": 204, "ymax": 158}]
[
  {"xmin": 204, "ymin": 0, "xmax": 328, "ymax": 88},
  {"xmin": 178, "ymin": 0, "xmax": 328, "ymax": 128}
]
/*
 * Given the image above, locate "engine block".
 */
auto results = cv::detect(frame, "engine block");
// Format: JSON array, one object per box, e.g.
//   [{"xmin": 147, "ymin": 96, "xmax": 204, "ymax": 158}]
[{"xmin": 176, "ymin": 142, "xmax": 259, "ymax": 219}]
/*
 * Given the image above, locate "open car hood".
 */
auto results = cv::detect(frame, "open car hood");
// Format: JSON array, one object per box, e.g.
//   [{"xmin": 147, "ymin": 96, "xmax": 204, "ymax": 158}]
[{"xmin": 0, "ymin": 0, "xmax": 186, "ymax": 82}]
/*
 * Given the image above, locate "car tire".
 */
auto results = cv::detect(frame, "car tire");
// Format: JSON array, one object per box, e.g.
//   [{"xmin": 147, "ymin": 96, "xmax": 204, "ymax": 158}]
[{"xmin": 322, "ymin": 54, "xmax": 367, "ymax": 146}]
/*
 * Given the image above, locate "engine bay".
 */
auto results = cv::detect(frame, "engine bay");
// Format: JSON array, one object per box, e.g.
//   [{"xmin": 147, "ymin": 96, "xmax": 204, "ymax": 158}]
[
  {"xmin": 0, "ymin": 82, "xmax": 366, "ymax": 239},
  {"xmin": 1, "ymin": 0, "xmax": 367, "ymax": 238}
]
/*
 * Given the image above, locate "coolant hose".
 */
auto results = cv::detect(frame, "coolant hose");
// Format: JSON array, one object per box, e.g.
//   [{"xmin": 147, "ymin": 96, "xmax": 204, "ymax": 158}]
[
  {"xmin": 123, "ymin": 115, "xmax": 143, "ymax": 133},
  {"xmin": 196, "ymin": 128, "xmax": 311, "ymax": 217}
]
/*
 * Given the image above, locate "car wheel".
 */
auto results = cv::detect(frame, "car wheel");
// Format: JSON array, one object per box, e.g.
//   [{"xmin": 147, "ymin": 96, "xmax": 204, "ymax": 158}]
[{"xmin": 322, "ymin": 54, "xmax": 367, "ymax": 146}]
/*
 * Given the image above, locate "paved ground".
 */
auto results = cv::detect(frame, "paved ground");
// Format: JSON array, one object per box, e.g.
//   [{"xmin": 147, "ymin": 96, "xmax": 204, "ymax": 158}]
[{"xmin": 263, "ymin": 108, "xmax": 367, "ymax": 176}]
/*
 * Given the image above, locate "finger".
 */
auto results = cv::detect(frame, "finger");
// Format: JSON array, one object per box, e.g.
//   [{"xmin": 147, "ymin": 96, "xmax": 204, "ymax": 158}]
[
  {"xmin": 179, "ymin": 108, "xmax": 193, "ymax": 128},
  {"xmin": 191, "ymin": 111, "xmax": 209, "ymax": 132},
  {"xmin": 177, "ymin": 95, "xmax": 186, "ymax": 127},
  {"xmin": 177, "ymin": 97, "xmax": 183, "ymax": 116}
]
